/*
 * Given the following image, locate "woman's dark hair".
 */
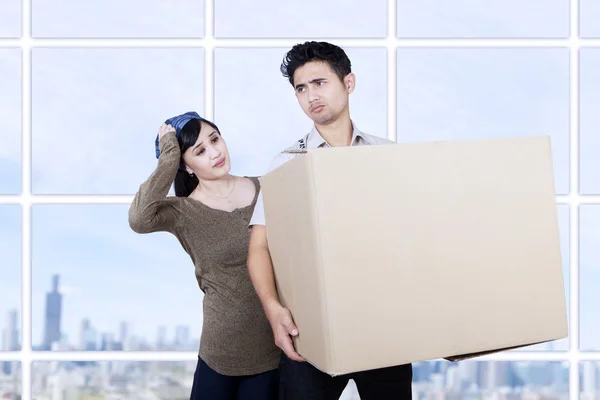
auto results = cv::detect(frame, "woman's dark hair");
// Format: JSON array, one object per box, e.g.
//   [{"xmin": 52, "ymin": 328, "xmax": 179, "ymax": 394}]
[
  {"xmin": 280, "ymin": 41, "xmax": 352, "ymax": 87},
  {"xmin": 174, "ymin": 117, "xmax": 221, "ymax": 197}
]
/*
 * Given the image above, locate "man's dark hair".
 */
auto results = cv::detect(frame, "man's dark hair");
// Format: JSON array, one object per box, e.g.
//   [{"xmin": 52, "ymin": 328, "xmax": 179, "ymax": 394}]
[{"xmin": 280, "ymin": 41, "xmax": 352, "ymax": 87}]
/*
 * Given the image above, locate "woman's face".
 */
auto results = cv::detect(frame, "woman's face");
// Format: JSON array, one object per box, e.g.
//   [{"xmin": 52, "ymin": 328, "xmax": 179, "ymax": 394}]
[{"xmin": 182, "ymin": 121, "xmax": 231, "ymax": 180}]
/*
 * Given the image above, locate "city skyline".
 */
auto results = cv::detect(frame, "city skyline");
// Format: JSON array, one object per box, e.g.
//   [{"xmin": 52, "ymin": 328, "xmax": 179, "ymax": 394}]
[
  {"xmin": 2, "ymin": 2, "xmax": 600, "ymax": 399},
  {"xmin": 0, "ymin": 203, "xmax": 584, "ymax": 352},
  {"xmin": 36, "ymin": 275, "xmax": 199, "ymax": 351},
  {"xmin": 2, "ymin": 41, "xmax": 592, "ymax": 349},
  {"xmin": 31, "ymin": 205, "xmax": 204, "ymax": 347},
  {"xmin": 25, "ymin": 360, "xmax": 585, "ymax": 400}
]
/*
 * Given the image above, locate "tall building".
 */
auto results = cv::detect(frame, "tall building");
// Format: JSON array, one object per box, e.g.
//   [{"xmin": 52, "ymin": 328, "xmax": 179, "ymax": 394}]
[
  {"xmin": 79, "ymin": 319, "xmax": 90, "ymax": 350},
  {"xmin": 43, "ymin": 275, "xmax": 63, "ymax": 350},
  {"xmin": 119, "ymin": 321, "xmax": 128, "ymax": 350},
  {"xmin": 157, "ymin": 325, "xmax": 167, "ymax": 349},
  {"xmin": 1, "ymin": 328, "xmax": 6, "ymax": 351},
  {"xmin": 7, "ymin": 309, "xmax": 19, "ymax": 351},
  {"xmin": 582, "ymin": 362, "xmax": 597, "ymax": 396},
  {"xmin": 175, "ymin": 325, "xmax": 190, "ymax": 348}
]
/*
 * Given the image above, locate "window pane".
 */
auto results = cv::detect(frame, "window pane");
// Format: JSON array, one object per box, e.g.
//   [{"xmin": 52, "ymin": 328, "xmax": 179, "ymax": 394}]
[
  {"xmin": 215, "ymin": 0, "xmax": 386, "ymax": 38},
  {"xmin": 32, "ymin": 48, "xmax": 204, "ymax": 195},
  {"xmin": 513, "ymin": 205, "xmax": 569, "ymax": 352},
  {"xmin": 32, "ymin": 0, "xmax": 204, "ymax": 38},
  {"xmin": 580, "ymin": 205, "xmax": 600, "ymax": 351},
  {"xmin": 580, "ymin": 0, "xmax": 600, "ymax": 38},
  {"xmin": 0, "ymin": 49, "xmax": 21, "ymax": 195},
  {"xmin": 0, "ymin": 362, "xmax": 21, "ymax": 396},
  {"xmin": 396, "ymin": 0, "xmax": 569, "ymax": 38},
  {"xmin": 410, "ymin": 361, "xmax": 569, "ymax": 399},
  {"xmin": 580, "ymin": 361, "xmax": 600, "ymax": 398},
  {"xmin": 0, "ymin": 0, "xmax": 21, "ymax": 38},
  {"xmin": 396, "ymin": 48, "xmax": 570, "ymax": 194},
  {"xmin": 32, "ymin": 361, "xmax": 195, "ymax": 398},
  {"xmin": 215, "ymin": 47, "xmax": 387, "ymax": 176},
  {"xmin": 0, "ymin": 205, "xmax": 21, "ymax": 352},
  {"xmin": 580, "ymin": 48, "xmax": 600, "ymax": 194},
  {"xmin": 32, "ymin": 205, "xmax": 202, "ymax": 351}
]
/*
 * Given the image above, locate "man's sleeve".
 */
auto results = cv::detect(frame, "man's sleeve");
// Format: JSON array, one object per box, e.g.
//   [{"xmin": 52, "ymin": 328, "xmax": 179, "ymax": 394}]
[{"xmin": 249, "ymin": 152, "xmax": 294, "ymax": 226}]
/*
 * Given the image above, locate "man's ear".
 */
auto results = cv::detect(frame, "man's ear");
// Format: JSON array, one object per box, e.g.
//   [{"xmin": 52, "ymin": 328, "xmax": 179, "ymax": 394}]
[{"xmin": 344, "ymin": 73, "xmax": 356, "ymax": 94}]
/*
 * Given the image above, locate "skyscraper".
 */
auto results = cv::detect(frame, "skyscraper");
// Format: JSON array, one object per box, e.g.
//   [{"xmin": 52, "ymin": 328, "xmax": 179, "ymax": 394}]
[
  {"xmin": 43, "ymin": 274, "xmax": 63, "ymax": 350},
  {"xmin": 175, "ymin": 325, "xmax": 190, "ymax": 348},
  {"xmin": 7, "ymin": 309, "xmax": 19, "ymax": 350},
  {"xmin": 79, "ymin": 319, "xmax": 90, "ymax": 351},
  {"xmin": 119, "ymin": 321, "xmax": 128, "ymax": 350}
]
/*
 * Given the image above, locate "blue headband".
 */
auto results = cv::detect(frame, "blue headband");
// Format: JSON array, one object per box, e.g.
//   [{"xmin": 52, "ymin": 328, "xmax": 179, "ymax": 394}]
[{"xmin": 155, "ymin": 111, "xmax": 202, "ymax": 159}]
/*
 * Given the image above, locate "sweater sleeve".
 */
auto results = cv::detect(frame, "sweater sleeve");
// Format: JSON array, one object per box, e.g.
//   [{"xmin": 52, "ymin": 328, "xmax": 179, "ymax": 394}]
[{"xmin": 128, "ymin": 131, "xmax": 182, "ymax": 234}]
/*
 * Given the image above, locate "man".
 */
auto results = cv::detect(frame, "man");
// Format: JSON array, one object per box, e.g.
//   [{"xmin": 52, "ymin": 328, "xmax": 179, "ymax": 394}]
[{"xmin": 247, "ymin": 41, "xmax": 413, "ymax": 399}]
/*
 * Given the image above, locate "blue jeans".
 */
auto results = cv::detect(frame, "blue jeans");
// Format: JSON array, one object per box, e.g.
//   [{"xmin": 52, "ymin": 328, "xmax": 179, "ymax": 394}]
[
  {"xmin": 279, "ymin": 353, "xmax": 412, "ymax": 400},
  {"xmin": 189, "ymin": 357, "xmax": 279, "ymax": 400}
]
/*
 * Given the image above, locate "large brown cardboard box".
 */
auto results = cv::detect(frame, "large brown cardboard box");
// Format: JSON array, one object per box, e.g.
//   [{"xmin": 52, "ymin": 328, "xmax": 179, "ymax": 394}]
[{"xmin": 259, "ymin": 135, "xmax": 568, "ymax": 376}]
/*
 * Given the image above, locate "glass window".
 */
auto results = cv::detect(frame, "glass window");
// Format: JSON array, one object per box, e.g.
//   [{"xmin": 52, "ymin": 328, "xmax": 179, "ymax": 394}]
[
  {"xmin": 396, "ymin": 0, "xmax": 569, "ymax": 38},
  {"xmin": 0, "ymin": 206, "xmax": 21, "ymax": 352},
  {"xmin": 32, "ymin": 361, "xmax": 195, "ymax": 397},
  {"xmin": 32, "ymin": 205, "xmax": 202, "ymax": 351},
  {"xmin": 32, "ymin": 0, "xmax": 204, "ymax": 38},
  {"xmin": 215, "ymin": 0, "xmax": 386, "ymax": 38},
  {"xmin": 0, "ymin": 0, "xmax": 21, "ymax": 38},
  {"xmin": 580, "ymin": 0, "xmax": 600, "ymax": 38},
  {"xmin": 397, "ymin": 47, "xmax": 570, "ymax": 194},
  {"xmin": 580, "ymin": 205, "xmax": 600, "ymax": 351},
  {"xmin": 0, "ymin": 49, "xmax": 21, "ymax": 194},
  {"xmin": 579, "ymin": 48, "xmax": 600, "ymax": 194},
  {"xmin": 32, "ymin": 48, "xmax": 204, "ymax": 195}
]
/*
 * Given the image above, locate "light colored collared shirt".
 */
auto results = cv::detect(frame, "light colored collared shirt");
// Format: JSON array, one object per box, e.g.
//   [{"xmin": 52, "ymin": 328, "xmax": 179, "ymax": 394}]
[{"xmin": 249, "ymin": 122, "xmax": 394, "ymax": 226}]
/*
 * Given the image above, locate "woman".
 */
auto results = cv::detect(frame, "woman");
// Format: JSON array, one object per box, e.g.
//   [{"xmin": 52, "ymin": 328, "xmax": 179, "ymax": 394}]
[{"xmin": 129, "ymin": 111, "xmax": 280, "ymax": 399}]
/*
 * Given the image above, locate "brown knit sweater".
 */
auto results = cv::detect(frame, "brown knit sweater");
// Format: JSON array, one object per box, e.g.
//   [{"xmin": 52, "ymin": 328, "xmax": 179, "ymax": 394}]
[{"xmin": 128, "ymin": 131, "xmax": 280, "ymax": 376}]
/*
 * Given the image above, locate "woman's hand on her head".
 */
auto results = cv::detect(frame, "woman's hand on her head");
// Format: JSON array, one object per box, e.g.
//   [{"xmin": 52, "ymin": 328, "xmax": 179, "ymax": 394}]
[{"xmin": 158, "ymin": 123, "xmax": 176, "ymax": 140}]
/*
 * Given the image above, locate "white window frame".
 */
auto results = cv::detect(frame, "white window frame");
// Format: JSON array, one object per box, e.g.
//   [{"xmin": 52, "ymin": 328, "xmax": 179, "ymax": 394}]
[{"xmin": 0, "ymin": 1, "xmax": 597, "ymax": 399}]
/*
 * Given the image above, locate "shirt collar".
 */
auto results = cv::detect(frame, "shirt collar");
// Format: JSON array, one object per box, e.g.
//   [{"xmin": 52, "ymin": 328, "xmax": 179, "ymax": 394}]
[{"xmin": 306, "ymin": 121, "xmax": 370, "ymax": 148}]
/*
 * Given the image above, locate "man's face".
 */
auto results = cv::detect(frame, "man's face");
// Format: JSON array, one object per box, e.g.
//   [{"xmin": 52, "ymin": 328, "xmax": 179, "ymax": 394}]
[{"xmin": 292, "ymin": 61, "xmax": 355, "ymax": 125}]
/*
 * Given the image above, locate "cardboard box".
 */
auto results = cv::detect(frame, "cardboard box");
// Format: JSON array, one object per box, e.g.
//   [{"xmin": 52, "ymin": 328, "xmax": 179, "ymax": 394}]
[{"xmin": 259, "ymin": 136, "xmax": 568, "ymax": 376}]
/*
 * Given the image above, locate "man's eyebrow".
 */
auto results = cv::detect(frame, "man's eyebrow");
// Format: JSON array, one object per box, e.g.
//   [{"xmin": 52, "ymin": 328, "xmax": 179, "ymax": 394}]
[
  {"xmin": 193, "ymin": 131, "xmax": 217, "ymax": 150},
  {"xmin": 295, "ymin": 78, "xmax": 326, "ymax": 90}
]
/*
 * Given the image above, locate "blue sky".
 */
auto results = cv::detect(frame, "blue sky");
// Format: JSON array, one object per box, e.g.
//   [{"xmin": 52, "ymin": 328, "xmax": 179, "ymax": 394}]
[
  {"xmin": 0, "ymin": 48, "xmax": 21, "ymax": 195},
  {"xmin": 32, "ymin": 205, "xmax": 203, "ymax": 347},
  {"xmin": 396, "ymin": 0, "xmax": 569, "ymax": 38},
  {"xmin": 0, "ymin": 206, "xmax": 21, "ymax": 334},
  {"xmin": 580, "ymin": 0, "xmax": 600, "ymax": 38},
  {"xmin": 0, "ymin": 0, "xmax": 598, "ymax": 354},
  {"xmin": 0, "ymin": 0, "xmax": 20, "ymax": 38},
  {"xmin": 31, "ymin": 0, "xmax": 204, "ymax": 38},
  {"xmin": 580, "ymin": 48, "xmax": 600, "ymax": 194},
  {"xmin": 396, "ymin": 47, "xmax": 570, "ymax": 194},
  {"xmin": 31, "ymin": 48, "xmax": 204, "ymax": 195},
  {"xmin": 580, "ymin": 206, "xmax": 600, "ymax": 351},
  {"xmin": 214, "ymin": 0, "xmax": 387, "ymax": 38}
]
